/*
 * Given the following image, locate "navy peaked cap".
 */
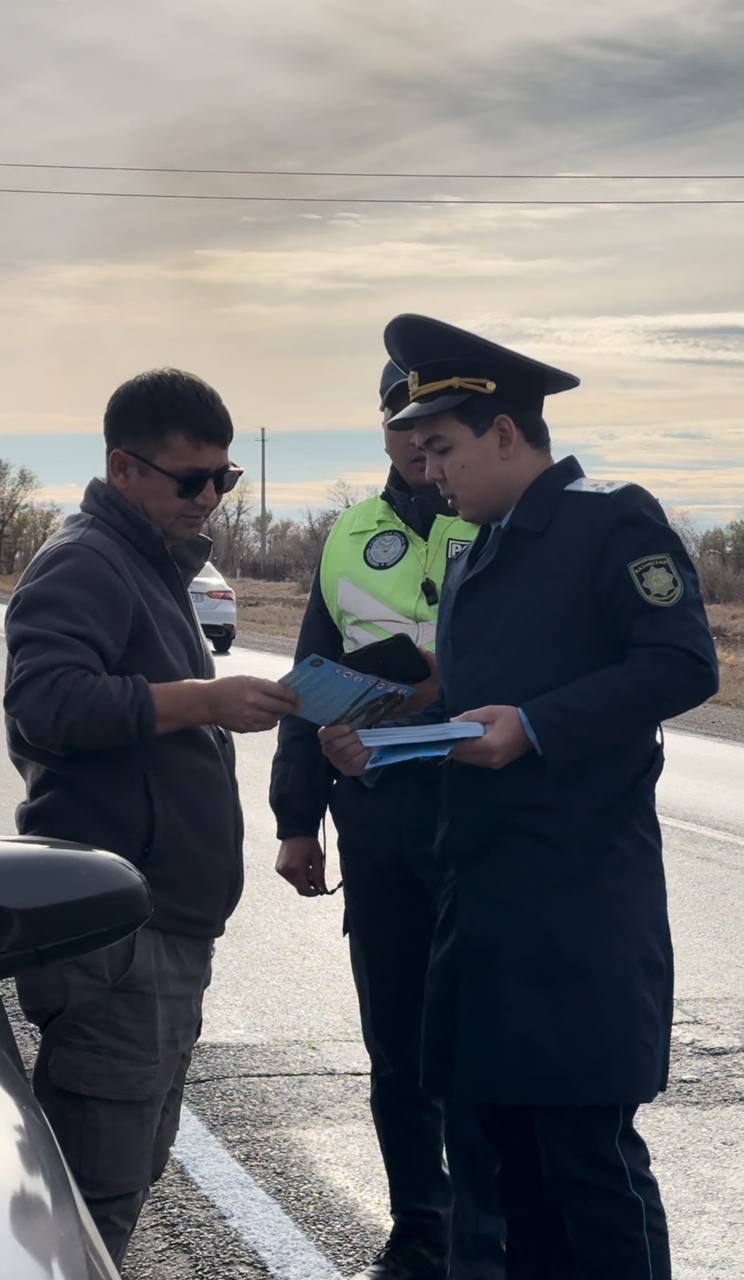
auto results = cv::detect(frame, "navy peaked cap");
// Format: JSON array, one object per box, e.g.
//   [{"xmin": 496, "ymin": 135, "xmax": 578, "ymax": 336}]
[
  {"xmin": 379, "ymin": 358, "xmax": 408, "ymax": 410},
  {"xmin": 383, "ymin": 314, "xmax": 580, "ymax": 426}
]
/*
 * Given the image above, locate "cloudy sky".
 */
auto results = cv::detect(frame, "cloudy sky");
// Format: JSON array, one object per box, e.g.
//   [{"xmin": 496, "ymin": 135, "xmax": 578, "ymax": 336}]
[{"xmin": 1, "ymin": 0, "xmax": 743, "ymax": 523}]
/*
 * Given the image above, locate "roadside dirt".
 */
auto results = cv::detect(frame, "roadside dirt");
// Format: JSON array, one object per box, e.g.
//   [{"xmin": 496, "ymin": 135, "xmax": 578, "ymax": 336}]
[{"xmin": 3, "ymin": 576, "xmax": 743, "ymax": 742}]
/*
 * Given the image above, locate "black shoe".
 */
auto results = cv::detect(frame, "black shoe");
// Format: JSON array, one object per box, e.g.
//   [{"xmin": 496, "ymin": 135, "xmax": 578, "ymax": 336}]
[{"xmin": 351, "ymin": 1235, "xmax": 448, "ymax": 1280}]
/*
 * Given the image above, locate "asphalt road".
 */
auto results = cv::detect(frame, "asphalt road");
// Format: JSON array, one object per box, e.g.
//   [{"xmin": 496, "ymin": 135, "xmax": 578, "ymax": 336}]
[{"xmin": 0, "ymin": 623, "xmax": 742, "ymax": 1280}]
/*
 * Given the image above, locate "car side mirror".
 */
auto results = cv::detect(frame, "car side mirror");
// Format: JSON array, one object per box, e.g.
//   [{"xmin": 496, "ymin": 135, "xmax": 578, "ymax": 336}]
[{"xmin": 0, "ymin": 838, "xmax": 153, "ymax": 979}]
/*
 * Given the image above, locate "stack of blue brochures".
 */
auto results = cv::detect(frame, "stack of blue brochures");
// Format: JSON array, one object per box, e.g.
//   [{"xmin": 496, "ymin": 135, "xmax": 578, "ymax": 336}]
[
  {"xmin": 358, "ymin": 722, "xmax": 485, "ymax": 769},
  {"xmin": 280, "ymin": 654, "xmax": 485, "ymax": 766}
]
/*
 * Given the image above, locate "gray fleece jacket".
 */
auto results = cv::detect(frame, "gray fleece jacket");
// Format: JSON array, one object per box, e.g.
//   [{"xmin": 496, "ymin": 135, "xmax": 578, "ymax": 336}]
[{"xmin": 4, "ymin": 478, "xmax": 244, "ymax": 937}]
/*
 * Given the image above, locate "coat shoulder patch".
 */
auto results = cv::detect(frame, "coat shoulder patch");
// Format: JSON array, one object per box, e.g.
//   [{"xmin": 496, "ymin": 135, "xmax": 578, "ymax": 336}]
[
  {"xmin": 564, "ymin": 478, "xmax": 629, "ymax": 495},
  {"xmin": 628, "ymin": 553, "xmax": 685, "ymax": 607}
]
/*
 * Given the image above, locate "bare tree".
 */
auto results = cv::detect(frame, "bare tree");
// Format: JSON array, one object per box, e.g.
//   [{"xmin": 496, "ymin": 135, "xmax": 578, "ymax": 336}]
[
  {"xmin": 667, "ymin": 509, "xmax": 701, "ymax": 562},
  {"xmin": 327, "ymin": 477, "xmax": 380, "ymax": 511},
  {"xmin": 667, "ymin": 508, "xmax": 744, "ymax": 604},
  {"xmin": 299, "ymin": 508, "xmax": 336, "ymax": 568},
  {"xmin": 327, "ymin": 478, "xmax": 359, "ymax": 511},
  {"xmin": 697, "ymin": 517, "xmax": 744, "ymax": 603},
  {"xmin": 0, "ymin": 461, "xmax": 37, "ymax": 571},
  {"xmin": 207, "ymin": 477, "xmax": 254, "ymax": 578},
  {"xmin": 4, "ymin": 503, "xmax": 62, "ymax": 573}
]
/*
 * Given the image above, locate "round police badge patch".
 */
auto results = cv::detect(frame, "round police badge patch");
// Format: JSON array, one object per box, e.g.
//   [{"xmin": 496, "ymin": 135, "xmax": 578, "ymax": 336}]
[{"xmin": 363, "ymin": 530, "xmax": 409, "ymax": 569}]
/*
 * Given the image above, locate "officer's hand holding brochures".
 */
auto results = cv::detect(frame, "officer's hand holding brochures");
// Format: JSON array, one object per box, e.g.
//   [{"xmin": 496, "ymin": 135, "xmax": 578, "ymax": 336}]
[{"xmin": 279, "ymin": 638, "xmax": 485, "ymax": 769}]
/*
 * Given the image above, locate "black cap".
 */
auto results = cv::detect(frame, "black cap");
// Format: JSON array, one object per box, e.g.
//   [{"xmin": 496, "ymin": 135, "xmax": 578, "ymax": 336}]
[
  {"xmin": 383, "ymin": 314, "xmax": 580, "ymax": 427},
  {"xmin": 379, "ymin": 358, "xmax": 408, "ymax": 411}
]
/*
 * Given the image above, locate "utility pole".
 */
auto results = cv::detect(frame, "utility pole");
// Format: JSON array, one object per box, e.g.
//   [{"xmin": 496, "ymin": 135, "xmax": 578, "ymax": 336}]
[{"xmin": 258, "ymin": 427, "xmax": 267, "ymax": 577}]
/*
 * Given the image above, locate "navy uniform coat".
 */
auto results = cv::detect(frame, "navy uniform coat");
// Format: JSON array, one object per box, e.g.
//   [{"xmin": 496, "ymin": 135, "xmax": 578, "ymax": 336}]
[{"xmin": 425, "ymin": 455, "xmax": 718, "ymax": 1106}]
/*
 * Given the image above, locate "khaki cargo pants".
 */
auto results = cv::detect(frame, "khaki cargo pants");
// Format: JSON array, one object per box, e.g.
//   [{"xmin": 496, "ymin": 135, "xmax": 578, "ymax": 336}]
[{"xmin": 16, "ymin": 927, "xmax": 213, "ymax": 1272}]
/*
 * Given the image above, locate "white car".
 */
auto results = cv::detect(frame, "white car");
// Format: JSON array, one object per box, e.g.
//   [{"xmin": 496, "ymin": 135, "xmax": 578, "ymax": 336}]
[{"xmin": 189, "ymin": 561, "xmax": 237, "ymax": 654}]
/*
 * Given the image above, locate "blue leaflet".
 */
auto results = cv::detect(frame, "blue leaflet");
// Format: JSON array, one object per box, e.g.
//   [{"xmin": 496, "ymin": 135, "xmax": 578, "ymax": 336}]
[{"xmin": 279, "ymin": 653, "xmax": 413, "ymax": 727}]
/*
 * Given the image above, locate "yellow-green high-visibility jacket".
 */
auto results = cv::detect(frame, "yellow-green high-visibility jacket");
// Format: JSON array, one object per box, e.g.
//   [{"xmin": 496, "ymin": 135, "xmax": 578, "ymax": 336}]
[{"xmin": 320, "ymin": 494, "xmax": 477, "ymax": 653}]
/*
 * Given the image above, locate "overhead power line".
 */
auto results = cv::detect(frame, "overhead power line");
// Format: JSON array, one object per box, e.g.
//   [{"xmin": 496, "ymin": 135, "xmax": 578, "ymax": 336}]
[
  {"xmin": 0, "ymin": 162, "xmax": 743, "ymax": 180},
  {"xmin": 0, "ymin": 186, "xmax": 743, "ymax": 205}
]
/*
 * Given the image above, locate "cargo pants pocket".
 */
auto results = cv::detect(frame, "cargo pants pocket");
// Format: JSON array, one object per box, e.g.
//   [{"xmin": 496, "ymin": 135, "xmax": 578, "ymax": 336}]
[{"xmin": 45, "ymin": 1046, "xmax": 161, "ymax": 1199}]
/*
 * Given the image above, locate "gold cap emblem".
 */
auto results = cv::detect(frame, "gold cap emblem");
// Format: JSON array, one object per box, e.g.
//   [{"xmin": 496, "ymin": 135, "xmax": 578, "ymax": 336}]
[{"xmin": 407, "ymin": 370, "xmax": 497, "ymax": 401}]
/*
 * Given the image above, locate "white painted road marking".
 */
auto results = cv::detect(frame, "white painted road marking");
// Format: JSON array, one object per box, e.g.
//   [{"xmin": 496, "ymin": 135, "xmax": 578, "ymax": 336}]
[
  {"xmin": 660, "ymin": 815, "xmax": 744, "ymax": 850},
  {"xmin": 3, "ymin": 604, "xmax": 742, "ymax": 1275},
  {"xmin": 175, "ymin": 1107, "xmax": 343, "ymax": 1280}
]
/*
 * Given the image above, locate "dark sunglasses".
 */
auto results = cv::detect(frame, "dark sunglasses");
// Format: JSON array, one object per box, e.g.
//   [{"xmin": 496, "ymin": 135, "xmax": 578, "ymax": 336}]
[{"xmin": 123, "ymin": 450, "xmax": 244, "ymax": 500}]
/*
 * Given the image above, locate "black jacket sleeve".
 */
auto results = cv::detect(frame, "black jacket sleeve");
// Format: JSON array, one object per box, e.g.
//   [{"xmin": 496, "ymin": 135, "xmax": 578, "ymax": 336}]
[
  {"xmin": 269, "ymin": 568, "xmax": 343, "ymax": 839},
  {"xmin": 523, "ymin": 486, "xmax": 719, "ymax": 768},
  {"xmin": 4, "ymin": 543, "xmax": 156, "ymax": 753}
]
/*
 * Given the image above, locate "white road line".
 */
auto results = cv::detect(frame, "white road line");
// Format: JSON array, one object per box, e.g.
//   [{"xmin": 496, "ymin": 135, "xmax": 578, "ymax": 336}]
[
  {"xmin": 660, "ymin": 814, "xmax": 744, "ymax": 849},
  {"xmin": 174, "ymin": 1106, "xmax": 343, "ymax": 1280}
]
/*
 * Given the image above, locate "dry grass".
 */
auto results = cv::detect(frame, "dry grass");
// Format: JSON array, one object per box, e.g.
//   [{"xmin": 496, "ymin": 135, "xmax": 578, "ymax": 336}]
[
  {"xmin": 0, "ymin": 572, "xmax": 309, "ymax": 644},
  {"xmin": 3, "ymin": 571, "xmax": 744, "ymax": 709},
  {"xmin": 706, "ymin": 603, "xmax": 744, "ymax": 650},
  {"xmin": 706, "ymin": 604, "xmax": 744, "ymax": 709},
  {"xmin": 231, "ymin": 586, "xmax": 744, "ymax": 710},
  {"xmin": 715, "ymin": 650, "xmax": 744, "ymax": 709},
  {"xmin": 230, "ymin": 578, "xmax": 308, "ymax": 644}
]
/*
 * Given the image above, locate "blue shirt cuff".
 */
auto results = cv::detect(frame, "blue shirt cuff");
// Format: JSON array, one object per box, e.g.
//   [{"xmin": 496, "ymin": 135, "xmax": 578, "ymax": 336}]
[{"xmin": 518, "ymin": 708, "xmax": 542, "ymax": 756}]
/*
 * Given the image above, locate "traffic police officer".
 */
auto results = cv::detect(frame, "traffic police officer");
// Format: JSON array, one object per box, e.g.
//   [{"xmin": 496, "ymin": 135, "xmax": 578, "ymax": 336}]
[
  {"xmin": 321, "ymin": 316, "xmax": 719, "ymax": 1279},
  {"xmin": 270, "ymin": 361, "xmax": 505, "ymax": 1279}
]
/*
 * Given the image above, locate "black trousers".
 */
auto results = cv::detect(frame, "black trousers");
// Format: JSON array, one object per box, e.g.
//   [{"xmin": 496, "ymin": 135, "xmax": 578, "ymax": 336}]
[
  {"xmin": 332, "ymin": 768, "xmax": 505, "ymax": 1278},
  {"xmin": 16, "ymin": 927, "xmax": 212, "ymax": 1271},
  {"xmin": 479, "ymin": 1104, "xmax": 671, "ymax": 1280}
]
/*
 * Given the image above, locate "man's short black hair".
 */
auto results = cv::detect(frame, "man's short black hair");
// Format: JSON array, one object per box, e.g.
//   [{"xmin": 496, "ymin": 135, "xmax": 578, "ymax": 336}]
[
  {"xmin": 453, "ymin": 395, "xmax": 551, "ymax": 451},
  {"xmin": 104, "ymin": 369, "xmax": 234, "ymax": 455}
]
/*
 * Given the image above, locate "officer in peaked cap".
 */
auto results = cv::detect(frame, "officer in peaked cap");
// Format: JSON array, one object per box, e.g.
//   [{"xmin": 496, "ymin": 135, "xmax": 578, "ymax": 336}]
[
  {"xmin": 271, "ymin": 352, "xmax": 505, "ymax": 1280},
  {"xmin": 321, "ymin": 315, "xmax": 719, "ymax": 1279}
]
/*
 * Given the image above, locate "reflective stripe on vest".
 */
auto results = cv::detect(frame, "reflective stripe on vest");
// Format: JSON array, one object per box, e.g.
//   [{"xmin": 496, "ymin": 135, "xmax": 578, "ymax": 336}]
[{"xmin": 319, "ymin": 495, "xmax": 477, "ymax": 653}]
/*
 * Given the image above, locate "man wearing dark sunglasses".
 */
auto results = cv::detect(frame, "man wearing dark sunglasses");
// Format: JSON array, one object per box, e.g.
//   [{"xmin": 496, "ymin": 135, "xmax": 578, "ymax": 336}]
[
  {"xmin": 5, "ymin": 367, "xmax": 297, "ymax": 1269},
  {"xmin": 109, "ymin": 445, "xmax": 244, "ymax": 542},
  {"xmin": 120, "ymin": 448, "xmax": 244, "ymax": 501}
]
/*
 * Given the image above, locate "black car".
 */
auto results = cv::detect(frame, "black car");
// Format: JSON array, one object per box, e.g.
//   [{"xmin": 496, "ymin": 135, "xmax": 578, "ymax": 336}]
[{"xmin": 0, "ymin": 837, "xmax": 152, "ymax": 1279}]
